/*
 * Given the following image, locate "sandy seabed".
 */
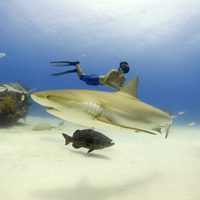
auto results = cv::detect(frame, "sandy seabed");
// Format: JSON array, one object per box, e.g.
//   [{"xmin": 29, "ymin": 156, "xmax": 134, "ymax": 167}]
[{"xmin": 0, "ymin": 116, "xmax": 199, "ymax": 200}]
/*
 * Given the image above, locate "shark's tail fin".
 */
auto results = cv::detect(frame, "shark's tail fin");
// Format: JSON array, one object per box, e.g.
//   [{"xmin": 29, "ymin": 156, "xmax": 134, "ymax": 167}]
[
  {"xmin": 62, "ymin": 133, "xmax": 73, "ymax": 145},
  {"xmin": 120, "ymin": 77, "xmax": 139, "ymax": 98}
]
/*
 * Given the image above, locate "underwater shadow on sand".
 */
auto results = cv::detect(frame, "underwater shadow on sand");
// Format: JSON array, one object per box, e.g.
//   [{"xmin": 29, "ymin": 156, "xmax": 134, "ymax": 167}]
[
  {"xmin": 0, "ymin": 121, "xmax": 27, "ymax": 129},
  {"xmin": 32, "ymin": 171, "xmax": 161, "ymax": 200},
  {"xmin": 68, "ymin": 149, "xmax": 111, "ymax": 160}
]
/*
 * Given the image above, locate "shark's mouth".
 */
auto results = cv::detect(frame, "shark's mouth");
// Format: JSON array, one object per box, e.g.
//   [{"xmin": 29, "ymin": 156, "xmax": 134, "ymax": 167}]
[{"xmin": 46, "ymin": 107, "xmax": 60, "ymax": 112}]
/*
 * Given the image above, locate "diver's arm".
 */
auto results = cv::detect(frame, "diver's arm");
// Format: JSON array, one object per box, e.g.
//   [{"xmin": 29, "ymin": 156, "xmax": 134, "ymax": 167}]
[
  {"xmin": 118, "ymin": 78, "xmax": 126, "ymax": 88},
  {"xmin": 99, "ymin": 70, "xmax": 121, "ymax": 90},
  {"xmin": 104, "ymin": 83, "xmax": 120, "ymax": 91},
  {"xmin": 100, "ymin": 75, "xmax": 120, "ymax": 90}
]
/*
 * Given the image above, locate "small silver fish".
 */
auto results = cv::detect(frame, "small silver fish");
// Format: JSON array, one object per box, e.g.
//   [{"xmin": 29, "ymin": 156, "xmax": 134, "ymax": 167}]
[
  {"xmin": 62, "ymin": 129, "xmax": 115, "ymax": 153},
  {"xmin": 32, "ymin": 120, "xmax": 65, "ymax": 131},
  {"xmin": 32, "ymin": 123, "xmax": 55, "ymax": 131},
  {"xmin": 0, "ymin": 52, "xmax": 6, "ymax": 58},
  {"xmin": 178, "ymin": 111, "xmax": 185, "ymax": 115},
  {"xmin": 185, "ymin": 122, "xmax": 196, "ymax": 127}
]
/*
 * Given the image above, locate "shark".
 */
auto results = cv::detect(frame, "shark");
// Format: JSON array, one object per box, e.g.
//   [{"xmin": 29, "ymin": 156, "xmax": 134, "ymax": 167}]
[{"xmin": 31, "ymin": 77, "xmax": 173, "ymax": 138}]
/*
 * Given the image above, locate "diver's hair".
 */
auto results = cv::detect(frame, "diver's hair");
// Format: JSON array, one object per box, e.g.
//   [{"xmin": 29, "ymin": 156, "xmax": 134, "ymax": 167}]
[
  {"xmin": 119, "ymin": 61, "xmax": 129, "ymax": 73},
  {"xmin": 120, "ymin": 61, "xmax": 129, "ymax": 66}
]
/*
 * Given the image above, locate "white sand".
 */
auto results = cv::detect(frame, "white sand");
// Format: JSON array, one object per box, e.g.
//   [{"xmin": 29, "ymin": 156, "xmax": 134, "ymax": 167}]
[{"xmin": 0, "ymin": 116, "xmax": 200, "ymax": 200}]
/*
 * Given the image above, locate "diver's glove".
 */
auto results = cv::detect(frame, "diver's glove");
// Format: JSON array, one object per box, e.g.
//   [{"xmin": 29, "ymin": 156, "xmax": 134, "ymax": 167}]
[{"xmin": 50, "ymin": 61, "xmax": 80, "ymax": 67}]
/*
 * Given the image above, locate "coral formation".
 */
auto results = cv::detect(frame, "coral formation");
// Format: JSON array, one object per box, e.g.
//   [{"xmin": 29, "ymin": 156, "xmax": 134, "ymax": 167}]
[{"xmin": 0, "ymin": 83, "xmax": 30, "ymax": 125}]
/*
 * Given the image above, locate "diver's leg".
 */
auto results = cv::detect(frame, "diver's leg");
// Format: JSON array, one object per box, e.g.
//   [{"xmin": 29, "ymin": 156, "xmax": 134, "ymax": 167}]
[
  {"xmin": 51, "ymin": 63, "xmax": 85, "ymax": 78},
  {"xmin": 51, "ymin": 69, "xmax": 77, "ymax": 76},
  {"xmin": 80, "ymin": 74, "xmax": 101, "ymax": 86},
  {"xmin": 76, "ymin": 64, "xmax": 85, "ymax": 78}
]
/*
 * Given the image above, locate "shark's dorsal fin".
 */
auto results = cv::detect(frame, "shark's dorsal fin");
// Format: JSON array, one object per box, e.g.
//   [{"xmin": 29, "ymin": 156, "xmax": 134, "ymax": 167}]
[{"xmin": 120, "ymin": 77, "xmax": 139, "ymax": 97}]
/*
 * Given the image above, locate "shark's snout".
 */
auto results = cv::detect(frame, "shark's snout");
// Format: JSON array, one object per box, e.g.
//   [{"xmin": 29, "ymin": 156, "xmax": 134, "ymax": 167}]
[
  {"xmin": 31, "ymin": 91, "xmax": 85, "ymax": 114},
  {"xmin": 31, "ymin": 92, "xmax": 56, "ymax": 108},
  {"xmin": 31, "ymin": 92, "xmax": 47, "ymax": 101}
]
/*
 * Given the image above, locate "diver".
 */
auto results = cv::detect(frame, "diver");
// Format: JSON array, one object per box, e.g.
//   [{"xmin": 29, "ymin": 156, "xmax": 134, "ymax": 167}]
[{"xmin": 50, "ymin": 61, "xmax": 130, "ymax": 90}]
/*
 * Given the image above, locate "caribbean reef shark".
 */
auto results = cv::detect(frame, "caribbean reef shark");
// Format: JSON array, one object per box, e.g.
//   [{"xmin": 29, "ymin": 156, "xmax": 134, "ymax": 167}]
[{"xmin": 31, "ymin": 77, "xmax": 173, "ymax": 138}]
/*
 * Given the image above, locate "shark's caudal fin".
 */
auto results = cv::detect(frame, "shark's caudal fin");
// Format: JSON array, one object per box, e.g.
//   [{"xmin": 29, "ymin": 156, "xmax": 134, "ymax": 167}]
[{"xmin": 120, "ymin": 77, "xmax": 139, "ymax": 97}]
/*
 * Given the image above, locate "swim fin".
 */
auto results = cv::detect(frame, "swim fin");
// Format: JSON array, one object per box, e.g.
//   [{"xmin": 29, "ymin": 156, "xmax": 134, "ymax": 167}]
[
  {"xmin": 51, "ymin": 68, "xmax": 77, "ymax": 76},
  {"xmin": 50, "ymin": 61, "xmax": 80, "ymax": 67}
]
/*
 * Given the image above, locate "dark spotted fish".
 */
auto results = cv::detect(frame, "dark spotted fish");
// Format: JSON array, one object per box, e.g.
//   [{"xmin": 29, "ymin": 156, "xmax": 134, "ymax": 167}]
[{"xmin": 62, "ymin": 129, "xmax": 114, "ymax": 153}]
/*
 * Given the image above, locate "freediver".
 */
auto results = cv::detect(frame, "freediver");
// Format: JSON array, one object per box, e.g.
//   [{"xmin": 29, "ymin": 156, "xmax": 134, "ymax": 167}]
[{"xmin": 50, "ymin": 61, "xmax": 130, "ymax": 90}]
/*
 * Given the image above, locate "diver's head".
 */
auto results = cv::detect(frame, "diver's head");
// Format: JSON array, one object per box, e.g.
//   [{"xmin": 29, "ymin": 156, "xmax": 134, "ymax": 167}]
[{"xmin": 119, "ymin": 61, "xmax": 129, "ymax": 74}]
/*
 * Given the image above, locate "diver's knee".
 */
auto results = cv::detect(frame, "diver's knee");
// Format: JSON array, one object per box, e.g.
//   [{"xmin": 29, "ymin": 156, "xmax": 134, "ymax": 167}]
[{"xmin": 80, "ymin": 75, "xmax": 87, "ymax": 81}]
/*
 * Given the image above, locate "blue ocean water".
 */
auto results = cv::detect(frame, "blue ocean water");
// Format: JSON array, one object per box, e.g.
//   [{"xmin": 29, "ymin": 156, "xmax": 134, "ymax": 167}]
[
  {"xmin": 0, "ymin": 0, "xmax": 199, "ymax": 125},
  {"xmin": 1, "ymin": 3, "xmax": 200, "ymax": 200}
]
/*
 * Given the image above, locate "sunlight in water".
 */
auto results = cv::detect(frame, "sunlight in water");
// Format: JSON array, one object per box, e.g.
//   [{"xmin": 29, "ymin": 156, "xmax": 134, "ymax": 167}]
[{"xmin": 2, "ymin": 0, "xmax": 199, "ymax": 46}]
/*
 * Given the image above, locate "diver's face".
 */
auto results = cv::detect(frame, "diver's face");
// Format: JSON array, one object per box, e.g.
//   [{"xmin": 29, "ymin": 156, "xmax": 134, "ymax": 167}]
[
  {"xmin": 119, "ymin": 67, "xmax": 128, "ymax": 74},
  {"xmin": 118, "ymin": 68, "xmax": 124, "ymax": 73}
]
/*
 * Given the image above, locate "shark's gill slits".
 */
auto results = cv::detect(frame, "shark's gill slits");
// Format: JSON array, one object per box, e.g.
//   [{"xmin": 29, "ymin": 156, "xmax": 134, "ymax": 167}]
[{"xmin": 83, "ymin": 102, "xmax": 103, "ymax": 117}]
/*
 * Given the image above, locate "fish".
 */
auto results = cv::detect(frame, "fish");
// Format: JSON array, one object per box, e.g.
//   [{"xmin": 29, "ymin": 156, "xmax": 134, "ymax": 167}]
[
  {"xmin": 171, "ymin": 111, "xmax": 185, "ymax": 119},
  {"xmin": 178, "ymin": 111, "xmax": 185, "ymax": 115},
  {"xmin": 185, "ymin": 122, "xmax": 196, "ymax": 127},
  {"xmin": 0, "ymin": 52, "xmax": 6, "ymax": 58},
  {"xmin": 32, "ymin": 123, "xmax": 56, "ymax": 131},
  {"xmin": 62, "ymin": 129, "xmax": 114, "ymax": 153},
  {"xmin": 32, "ymin": 120, "xmax": 65, "ymax": 131},
  {"xmin": 31, "ymin": 77, "xmax": 173, "ymax": 138}
]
